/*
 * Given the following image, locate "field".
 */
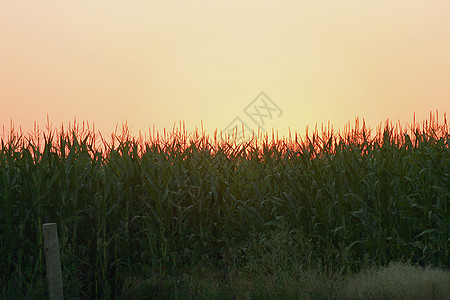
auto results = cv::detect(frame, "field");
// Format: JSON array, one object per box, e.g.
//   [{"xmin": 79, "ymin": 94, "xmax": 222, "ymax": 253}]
[{"xmin": 1, "ymin": 115, "xmax": 449, "ymax": 299}]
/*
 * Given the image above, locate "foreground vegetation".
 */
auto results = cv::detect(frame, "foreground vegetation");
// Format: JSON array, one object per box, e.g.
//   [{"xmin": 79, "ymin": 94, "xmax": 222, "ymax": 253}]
[{"xmin": 0, "ymin": 114, "xmax": 449, "ymax": 299}]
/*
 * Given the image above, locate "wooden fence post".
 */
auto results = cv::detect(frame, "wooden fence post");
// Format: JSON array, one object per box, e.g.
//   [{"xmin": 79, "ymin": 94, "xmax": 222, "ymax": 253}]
[{"xmin": 43, "ymin": 223, "xmax": 64, "ymax": 300}]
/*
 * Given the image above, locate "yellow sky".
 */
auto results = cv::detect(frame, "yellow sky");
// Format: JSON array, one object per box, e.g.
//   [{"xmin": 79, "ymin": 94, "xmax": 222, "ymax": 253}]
[{"xmin": 1, "ymin": 0, "xmax": 449, "ymax": 139}]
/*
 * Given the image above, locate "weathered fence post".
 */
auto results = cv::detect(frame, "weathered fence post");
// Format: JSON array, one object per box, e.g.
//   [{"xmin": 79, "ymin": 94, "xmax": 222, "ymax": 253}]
[{"xmin": 43, "ymin": 223, "xmax": 64, "ymax": 300}]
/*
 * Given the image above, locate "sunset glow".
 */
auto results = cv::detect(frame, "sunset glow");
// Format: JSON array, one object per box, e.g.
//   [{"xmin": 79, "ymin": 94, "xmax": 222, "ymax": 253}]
[{"xmin": 1, "ymin": 1, "xmax": 449, "ymax": 137}]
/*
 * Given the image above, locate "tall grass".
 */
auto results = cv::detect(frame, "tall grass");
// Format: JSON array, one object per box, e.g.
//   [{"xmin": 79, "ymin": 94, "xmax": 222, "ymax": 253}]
[{"xmin": 0, "ymin": 113, "xmax": 448, "ymax": 298}]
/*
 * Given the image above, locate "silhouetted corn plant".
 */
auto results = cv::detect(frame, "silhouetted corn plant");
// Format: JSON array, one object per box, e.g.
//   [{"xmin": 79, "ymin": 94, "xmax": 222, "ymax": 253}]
[{"xmin": 0, "ymin": 113, "xmax": 448, "ymax": 298}]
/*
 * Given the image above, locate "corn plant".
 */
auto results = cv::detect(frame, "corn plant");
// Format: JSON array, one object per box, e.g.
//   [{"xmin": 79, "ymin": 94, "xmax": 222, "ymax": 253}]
[{"xmin": 0, "ymin": 114, "xmax": 448, "ymax": 298}]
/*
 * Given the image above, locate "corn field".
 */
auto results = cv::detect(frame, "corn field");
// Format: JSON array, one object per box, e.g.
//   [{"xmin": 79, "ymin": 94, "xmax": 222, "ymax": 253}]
[{"xmin": 0, "ymin": 114, "xmax": 449, "ymax": 298}]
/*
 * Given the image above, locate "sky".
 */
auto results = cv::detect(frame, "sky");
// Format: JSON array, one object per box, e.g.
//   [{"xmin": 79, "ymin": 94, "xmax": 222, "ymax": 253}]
[{"xmin": 1, "ymin": 0, "xmax": 449, "ymax": 140}]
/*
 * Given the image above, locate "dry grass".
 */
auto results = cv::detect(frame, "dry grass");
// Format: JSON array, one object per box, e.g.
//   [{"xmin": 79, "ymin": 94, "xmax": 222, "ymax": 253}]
[
  {"xmin": 343, "ymin": 262, "xmax": 450, "ymax": 300},
  {"xmin": 121, "ymin": 262, "xmax": 450, "ymax": 299}
]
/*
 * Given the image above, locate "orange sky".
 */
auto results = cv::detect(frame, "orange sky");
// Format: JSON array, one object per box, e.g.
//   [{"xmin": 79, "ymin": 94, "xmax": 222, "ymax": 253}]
[{"xmin": 1, "ymin": 1, "xmax": 449, "ymax": 139}]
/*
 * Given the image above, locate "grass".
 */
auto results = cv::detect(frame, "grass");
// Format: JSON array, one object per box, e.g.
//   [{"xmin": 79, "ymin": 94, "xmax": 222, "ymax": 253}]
[
  {"xmin": 121, "ymin": 257, "xmax": 450, "ymax": 300},
  {"xmin": 0, "ymin": 113, "xmax": 449, "ymax": 299}
]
